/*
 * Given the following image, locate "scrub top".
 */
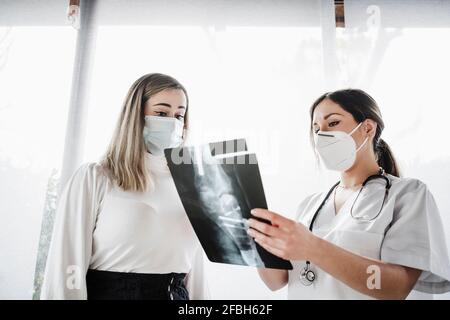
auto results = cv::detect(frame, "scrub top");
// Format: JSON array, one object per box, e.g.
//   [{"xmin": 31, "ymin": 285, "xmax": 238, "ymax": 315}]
[
  {"xmin": 288, "ymin": 174, "xmax": 450, "ymax": 299},
  {"xmin": 40, "ymin": 152, "xmax": 209, "ymax": 300}
]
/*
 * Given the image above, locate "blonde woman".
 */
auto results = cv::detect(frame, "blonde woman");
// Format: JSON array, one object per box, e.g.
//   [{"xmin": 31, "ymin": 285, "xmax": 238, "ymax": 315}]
[{"xmin": 41, "ymin": 73, "xmax": 209, "ymax": 300}]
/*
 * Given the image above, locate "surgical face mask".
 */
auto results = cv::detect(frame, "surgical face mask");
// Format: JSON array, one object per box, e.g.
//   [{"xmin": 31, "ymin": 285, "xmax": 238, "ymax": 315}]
[
  {"xmin": 143, "ymin": 115, "xmax": 184, "ymax": 156},
  {"xmin": 314, "ymin": 122, "xmax": 368, "ymax": 172}
]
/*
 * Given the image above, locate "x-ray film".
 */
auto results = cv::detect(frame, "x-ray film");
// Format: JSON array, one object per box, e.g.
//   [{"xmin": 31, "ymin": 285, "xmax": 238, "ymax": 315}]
[{"xmin": 164, "ymin": 138, "xmax": 293, "ymax": 270}]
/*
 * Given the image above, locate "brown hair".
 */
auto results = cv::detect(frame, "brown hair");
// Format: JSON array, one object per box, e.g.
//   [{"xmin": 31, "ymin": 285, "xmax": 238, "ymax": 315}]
[{"xmin": 309, "ymin": 89, "xmax": 400, "ymax": 177}]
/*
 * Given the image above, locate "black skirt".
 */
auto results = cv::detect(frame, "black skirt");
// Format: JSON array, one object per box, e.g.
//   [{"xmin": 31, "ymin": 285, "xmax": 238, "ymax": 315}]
[{"xmin": 86, "ymin": 269, "xmax": 189, "ymax": 300}]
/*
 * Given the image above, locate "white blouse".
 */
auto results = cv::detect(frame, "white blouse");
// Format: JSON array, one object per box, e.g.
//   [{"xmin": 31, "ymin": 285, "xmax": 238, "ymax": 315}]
[{"xmin": 40, "ymin": 152, "xmax": 209, "ymax": 300}]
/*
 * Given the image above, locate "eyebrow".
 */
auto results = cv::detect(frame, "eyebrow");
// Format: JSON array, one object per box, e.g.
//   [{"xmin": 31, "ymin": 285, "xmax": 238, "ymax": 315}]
[
  {"xmin": 153, "ymin": 103, "xmax": 186, "ymax": 109},
  {"xmin": 313, "ymin": 112, "xmax": 343, "ymax": 125}
]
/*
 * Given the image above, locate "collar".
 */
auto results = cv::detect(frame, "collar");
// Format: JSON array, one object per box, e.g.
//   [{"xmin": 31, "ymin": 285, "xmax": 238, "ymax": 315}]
[{"xmin": 144, "ymin": 151, "xmax": 170, "ymax": 174}]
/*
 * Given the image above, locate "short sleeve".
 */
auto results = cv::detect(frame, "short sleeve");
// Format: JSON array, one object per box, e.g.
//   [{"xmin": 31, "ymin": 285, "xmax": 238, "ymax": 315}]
[
  {"xmin": 381, "ymin": 180, "xmax": 450, "ymax": 294},
  {"xmin": 40, "ymin": 163, "xmax": 109, "ymax": 299},
  {"xmin": 184, "ymin": 245, "xmax": 210, "ymax": 299}
]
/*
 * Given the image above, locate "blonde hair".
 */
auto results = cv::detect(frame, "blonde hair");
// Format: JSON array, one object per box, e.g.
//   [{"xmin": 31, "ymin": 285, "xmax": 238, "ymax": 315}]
[{"xmin": 101, "ymin": 73, "xmax": 189, "ymax": 192}]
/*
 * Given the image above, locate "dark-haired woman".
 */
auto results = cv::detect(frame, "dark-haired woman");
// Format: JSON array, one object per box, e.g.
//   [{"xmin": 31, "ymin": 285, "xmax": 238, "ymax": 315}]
[{"xmin": 247, "ymin": 89, "xmax": 450, "ymax": 299}]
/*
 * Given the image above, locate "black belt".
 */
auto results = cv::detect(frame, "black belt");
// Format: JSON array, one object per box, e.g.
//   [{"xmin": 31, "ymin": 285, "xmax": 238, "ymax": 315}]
[{"xmin": 86, "ymin": 269, "xmax": 189, "ymax": 300}]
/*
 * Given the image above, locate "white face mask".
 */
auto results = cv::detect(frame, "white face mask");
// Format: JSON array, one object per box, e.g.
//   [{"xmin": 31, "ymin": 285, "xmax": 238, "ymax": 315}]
[
  {"xmin": 143, "ymin": 115, "xmax": 184, "ymax": 156},
  {"xmin": 314, "ymin": 122, "xmax": 368, "ymax": 172}
]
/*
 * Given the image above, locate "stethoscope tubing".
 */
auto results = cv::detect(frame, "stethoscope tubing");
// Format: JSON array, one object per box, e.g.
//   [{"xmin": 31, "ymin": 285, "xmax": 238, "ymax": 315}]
[{"xmin": 300, "ymin": 168, "xmax": 391, "ymax": 285}]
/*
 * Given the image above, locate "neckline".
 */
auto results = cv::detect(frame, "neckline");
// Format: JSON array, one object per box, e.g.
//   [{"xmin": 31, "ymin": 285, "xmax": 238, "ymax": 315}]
[
  {"xmin": 144, "ymin": 151, "xmax": 169, "ymax": 173},
  {"xmin": 332, "ymin": 185, "xmax": 360, "ymax": 216}
]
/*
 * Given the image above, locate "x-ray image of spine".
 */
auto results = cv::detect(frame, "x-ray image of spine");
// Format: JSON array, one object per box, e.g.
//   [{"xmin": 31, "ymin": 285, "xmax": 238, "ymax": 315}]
[{"xmin": 189, "ymin": 145, "xmax": 264, "ymax": 267}]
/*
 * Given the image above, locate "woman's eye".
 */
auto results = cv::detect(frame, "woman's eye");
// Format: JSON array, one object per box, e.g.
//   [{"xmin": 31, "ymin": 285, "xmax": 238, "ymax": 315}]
[
  {"xmin": 176, "ymin": 114, "xmax": 185, "ymax": 120},
  {"xmin": 156, "ymin": 111, "xmax": 167, "ymax": 117},
  {"xmin": 329, "ymin": 121, "xmax": 340, "ymax": 127}
]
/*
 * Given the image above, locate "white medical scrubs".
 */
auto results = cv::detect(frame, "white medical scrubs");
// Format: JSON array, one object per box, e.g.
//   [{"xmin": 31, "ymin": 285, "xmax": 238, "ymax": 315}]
[
  {"xmin": 288, "ymin": 174, "xmax": 450, "ymax": 299},
  {"xmin": 40, "ymin": 152, "xmax": 209, "ymax": 300}
]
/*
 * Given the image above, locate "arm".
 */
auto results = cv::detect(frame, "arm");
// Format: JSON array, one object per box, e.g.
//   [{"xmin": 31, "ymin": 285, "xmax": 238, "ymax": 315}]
[
  {"xmin": 311, "ymin": 236, "xmax": 421, "ymax": 299},
  {"xmin": 40, "ymin": 163, "xmax": 106, "ymax": 299},
  {"xmin": 247, "ymin": 209, "xmax": 421, "ymax": 300},
  {"xmin": 256, "ymin": 268, "xmax": 288, "ymax": 291}
]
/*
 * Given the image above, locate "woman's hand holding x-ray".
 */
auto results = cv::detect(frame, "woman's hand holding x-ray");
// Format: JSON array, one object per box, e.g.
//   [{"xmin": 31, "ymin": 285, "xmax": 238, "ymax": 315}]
[{"xmin": 247, "ymin": 209, "xmax": 318, "ymax": 261}]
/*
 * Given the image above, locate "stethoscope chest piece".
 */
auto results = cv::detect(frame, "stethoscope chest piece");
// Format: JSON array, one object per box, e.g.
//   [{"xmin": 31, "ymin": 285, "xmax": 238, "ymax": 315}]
[{"xmin": 299, "ymin": 264, "xmax": 316, "ymax": 286}]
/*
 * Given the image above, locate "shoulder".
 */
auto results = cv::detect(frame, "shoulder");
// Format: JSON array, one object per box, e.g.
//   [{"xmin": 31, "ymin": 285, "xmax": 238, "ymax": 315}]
[
  {"xmin": 388, "ymin": 174, "xmax": 430, "ymax": 196},
  {"xmin": 387, "ymin": 175, "xmax": 438, "ymax": 219},
  {"xmin": 69, "ymin": 162, "xmax": 111, "ymax": 191},
  {"xmin": 73, "ymin": 162, "xmax": 106, "ymax": 179}
]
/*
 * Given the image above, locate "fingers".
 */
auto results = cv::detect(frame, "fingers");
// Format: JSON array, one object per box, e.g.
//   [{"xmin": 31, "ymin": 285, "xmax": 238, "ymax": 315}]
[
  {"xmin": 247, "ymin": 218, "xmax": 284, "ymax": 238},
  {"xmin": 247, "ymin": 229, "xmax": 287, "ymax": 259},
  {"xmin": 250, "ymin": 208, "xmax": 279, "ymax": 223},
  {"xmin": 247, "ymin": 228, "xmax": 285, "ymax": 250},
  {"xmin": 251, "ymin": 208, "xmax": 294, "ymax": 231},
  {"xmin": 258, "ymin": 242, "xmax": 286, "ymax": 259}
]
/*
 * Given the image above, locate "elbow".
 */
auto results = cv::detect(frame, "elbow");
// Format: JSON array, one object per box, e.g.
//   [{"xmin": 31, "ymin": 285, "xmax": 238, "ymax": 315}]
[
  {"xmin": 391, "ymin": 286, "xmax": 414, "ymax": 300},
  {"xmin": 265, "ymin": 280, "xmax": 287, "ymax": 292},
  {"xmin": 382, "ymin": 268, "xmax": 420, "ymax": 300},
  {"xmin": 368, "ymin": 265, "xmax": 421, "ymax": 300},
  {"xmin": 397, "ymin": 291, "xmax": 410, "ymax": 300},
  {"xmin": 373, "ymin": 282, "xmax": 415, "ymax": 300},
  {"xmin": 366, "ymin": 287, "xmax": 411, "ymax": 300},
  {"xmin": 268, "ymin": 285, "xmax": 284, "ymax": 292},
  {"xmin": 257, "ymin": 269, "xmax": 288, "ymax": 292},
  {"xmin": 380, "ymin": 289, "xmax": 411, "ymax": 300}
]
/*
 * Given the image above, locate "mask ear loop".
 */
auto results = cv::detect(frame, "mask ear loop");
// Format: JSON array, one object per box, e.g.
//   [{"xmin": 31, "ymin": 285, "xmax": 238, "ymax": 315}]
[
  {"xmin": 355, "ymin": 136, "xmax": 369, "ymax": 153},
  {"xmin": 351, "ymin": 121, "xmax": 369, "ymax": 153},
  {"xmin": 348, "ymin": 122, "xmax": 364, "ymax": 136}
]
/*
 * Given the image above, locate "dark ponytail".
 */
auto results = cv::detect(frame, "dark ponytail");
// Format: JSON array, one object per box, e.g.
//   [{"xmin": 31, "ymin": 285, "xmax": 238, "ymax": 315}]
[
  {"xmin": 375, "ymin": 138, "xmax": 400, "ymax": 177},
  {"xmin": 309, "ymin": 89, "xmax": 400, "ymax": 177}
]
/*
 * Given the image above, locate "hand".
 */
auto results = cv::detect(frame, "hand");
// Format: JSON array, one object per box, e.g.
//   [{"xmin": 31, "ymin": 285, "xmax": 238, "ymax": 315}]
[{"xmin": 247, "ymin": 208, "xmax": 319, "ymax": 261}]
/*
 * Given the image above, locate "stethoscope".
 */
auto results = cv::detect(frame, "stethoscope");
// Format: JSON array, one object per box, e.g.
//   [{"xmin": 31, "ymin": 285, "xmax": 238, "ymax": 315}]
[{"xmin": 299, "ymin": 167, "xmax": 392, "ymax": 286}]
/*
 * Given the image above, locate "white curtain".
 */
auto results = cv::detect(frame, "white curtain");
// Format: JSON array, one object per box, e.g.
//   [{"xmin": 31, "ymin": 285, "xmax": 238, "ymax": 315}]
[
  {"xmin": 1, "ymin": 0, "xmax": 449, "ymax": 300},
  {"xmin": 0, "ymin": 0, "xmax": 77, "ymax": 299}
]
